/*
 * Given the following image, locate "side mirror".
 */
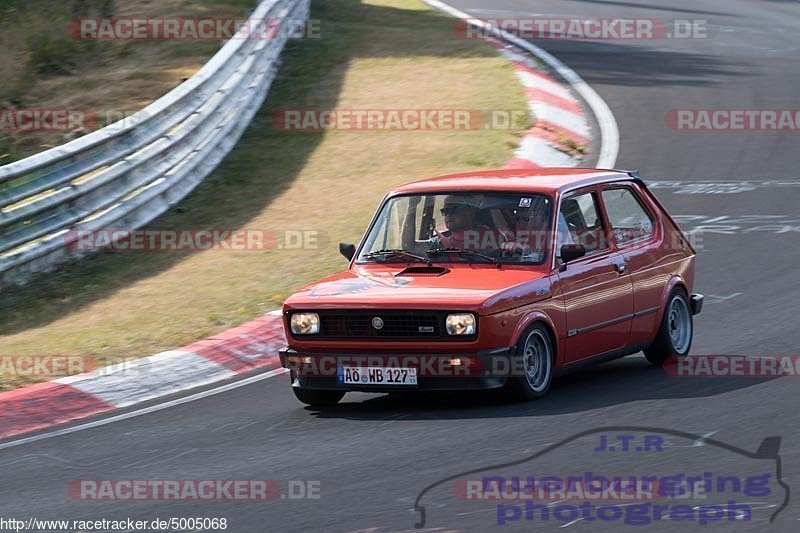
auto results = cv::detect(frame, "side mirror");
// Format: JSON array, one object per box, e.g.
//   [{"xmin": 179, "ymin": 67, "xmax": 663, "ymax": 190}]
[
  {"xmin": 339, "ymin": 242, "xmax": 356, "ymax": 261},
  {"xmin": 559, "ymin": 244, "xmax": 586, "ymax": 268}
]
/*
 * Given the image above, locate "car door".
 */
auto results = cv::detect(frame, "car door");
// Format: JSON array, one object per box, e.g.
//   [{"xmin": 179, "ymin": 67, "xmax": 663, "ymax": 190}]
[
  {"xmin": 555, "ymin": 188, "xmax": 634, "ymax": 362},
  {"xmin": 599, "ymin": 183, "xmax": 668, "ymax": 347}
]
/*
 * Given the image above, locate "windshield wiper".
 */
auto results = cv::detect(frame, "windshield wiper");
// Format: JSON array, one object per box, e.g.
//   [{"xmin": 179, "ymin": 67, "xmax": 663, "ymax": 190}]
[
  {"xmin": 363, "ymin": 249, "xmax": 432, "ymax": 264},
  {"xmin": 426, "ymin": 247, "xmax": 501, "ymax": 267}
]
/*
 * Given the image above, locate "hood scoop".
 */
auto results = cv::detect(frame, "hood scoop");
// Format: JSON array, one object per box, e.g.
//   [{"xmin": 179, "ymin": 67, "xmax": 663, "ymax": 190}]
[{"xmin": 395, "ymin": 265, "xmax": 450, "ymax": 277}]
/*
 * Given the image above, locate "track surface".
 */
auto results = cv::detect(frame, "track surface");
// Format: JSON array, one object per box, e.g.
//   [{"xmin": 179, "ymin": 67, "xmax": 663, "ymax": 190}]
[{"xmin": 3, "ymin": 0, "xmax": 800, "ymax": 531}]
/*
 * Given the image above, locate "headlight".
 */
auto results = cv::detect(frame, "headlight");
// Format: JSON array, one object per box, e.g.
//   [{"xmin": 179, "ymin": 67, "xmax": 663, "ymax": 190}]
[
  {"xmin": 446, "ymin": 313, "xmax": 476, "ymax": 336},
  {"xmin": 291, "ymin": 313, "xmax": 320, "ymax": 335}
]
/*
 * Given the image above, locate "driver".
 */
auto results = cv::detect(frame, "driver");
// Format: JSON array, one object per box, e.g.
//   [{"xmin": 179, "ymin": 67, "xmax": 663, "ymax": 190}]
[{"xmin": 429, "ymin": 195, "xmax": 486, "ymax": 249}]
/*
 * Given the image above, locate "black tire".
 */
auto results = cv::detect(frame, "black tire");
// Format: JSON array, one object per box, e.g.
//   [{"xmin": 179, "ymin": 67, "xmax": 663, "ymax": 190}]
[
  {"xmin": 292, "ymin": 388, "xmax": 345, "ymax": 406},
  {"xmin": 503, "ymin": 323, "xmax": 554, "ymax": 401},
  {"xmin": 645, "ymin": 287, "xmax": 693, "ymax": 366}
]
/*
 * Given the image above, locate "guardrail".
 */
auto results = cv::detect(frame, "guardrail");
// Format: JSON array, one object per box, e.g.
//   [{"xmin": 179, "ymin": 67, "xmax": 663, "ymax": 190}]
[{"xmin": 0, "ymin": 0, "xmax": 309, "ymax": 286}]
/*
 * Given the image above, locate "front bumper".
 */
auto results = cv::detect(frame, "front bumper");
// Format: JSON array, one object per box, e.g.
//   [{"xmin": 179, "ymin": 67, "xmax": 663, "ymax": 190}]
[
  {"xmin": 690, "ymin": 293, "xmax": 704, "ymax": 315},
  {"xmin": 279, "ymin": 347, "xmax": 514, "ymax": 392}
]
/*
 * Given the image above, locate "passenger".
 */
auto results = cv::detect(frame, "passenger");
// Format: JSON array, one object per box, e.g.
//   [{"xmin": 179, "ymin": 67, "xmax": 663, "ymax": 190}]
[{"xmin": 502, "ymin": 207, "xmax": 550, "ymax": 255}]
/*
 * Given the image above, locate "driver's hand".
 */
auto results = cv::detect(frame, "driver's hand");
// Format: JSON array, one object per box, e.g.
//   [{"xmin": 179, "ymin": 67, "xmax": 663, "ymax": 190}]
[{"xmin": 501, "ymin": 240, "xmax": 527, "ymax": 252}]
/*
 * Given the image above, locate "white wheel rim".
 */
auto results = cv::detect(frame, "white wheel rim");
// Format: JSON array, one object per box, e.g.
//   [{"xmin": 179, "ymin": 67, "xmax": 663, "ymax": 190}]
[
  {"xmin": 522, "ymin": 330, "xmax": 552, "ymax": 392},
  {"xmin": 668, "ymin": 296, "xmax": 692, "ymax": 354}
]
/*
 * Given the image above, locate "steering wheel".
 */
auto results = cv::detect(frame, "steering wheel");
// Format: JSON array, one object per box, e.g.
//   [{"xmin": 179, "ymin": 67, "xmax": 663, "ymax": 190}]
[{"xmin": 432, "ymin": 227, "xmax": 456, "ymax": 249}]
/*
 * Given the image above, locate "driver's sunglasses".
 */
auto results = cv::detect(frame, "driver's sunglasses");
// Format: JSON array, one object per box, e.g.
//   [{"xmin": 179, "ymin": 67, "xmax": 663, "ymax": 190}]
[{"xmin": 440, "ymin": 205, "xmax": 465, "ymax": 215}]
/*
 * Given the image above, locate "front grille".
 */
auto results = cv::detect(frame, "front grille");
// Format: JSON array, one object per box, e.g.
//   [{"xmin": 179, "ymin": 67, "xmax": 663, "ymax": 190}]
[{"xmin": 313, "ymin": 310, "xmax": 472, "ymax": 340}]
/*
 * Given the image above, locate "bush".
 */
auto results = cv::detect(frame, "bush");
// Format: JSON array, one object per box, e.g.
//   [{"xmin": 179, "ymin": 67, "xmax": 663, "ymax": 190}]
[
  {"xmin": 23, "ymin": 0, "xmax": 114, "ymax": 74},
  {"xmin": 26, "ymin": 33, "xmax": 83, "ymax": 74}
]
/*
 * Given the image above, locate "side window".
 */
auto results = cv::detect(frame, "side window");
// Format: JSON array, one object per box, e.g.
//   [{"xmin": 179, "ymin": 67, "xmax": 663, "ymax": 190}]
[
  {"xmin": 558, "ymin": 191, "xmax": 608, "ymax": 255},
  {"xmin": 601, "ymin": 188, "xmax": 654, "ymax": 245}
]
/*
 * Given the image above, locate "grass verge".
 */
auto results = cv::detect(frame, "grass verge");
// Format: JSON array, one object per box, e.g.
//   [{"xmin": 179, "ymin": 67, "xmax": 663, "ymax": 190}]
[
  {"xmin": 0, "ymin": 0, "xmax": 254, "ymax": 163},
  {"xmin": 0, "ymin": 0, "xmax": 531, "ymax": 390}
]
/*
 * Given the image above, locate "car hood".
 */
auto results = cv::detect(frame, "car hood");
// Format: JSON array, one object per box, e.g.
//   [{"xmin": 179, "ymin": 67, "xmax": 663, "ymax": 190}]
[{"xmin": 284, "ymin": 263, "xmax": 553, "ymax": 315}]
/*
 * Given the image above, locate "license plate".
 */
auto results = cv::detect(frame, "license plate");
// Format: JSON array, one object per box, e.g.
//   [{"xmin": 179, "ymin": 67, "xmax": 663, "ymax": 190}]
[{"xmin": 338, "ymin": 366, "xmax": 418, "ymax": 386}]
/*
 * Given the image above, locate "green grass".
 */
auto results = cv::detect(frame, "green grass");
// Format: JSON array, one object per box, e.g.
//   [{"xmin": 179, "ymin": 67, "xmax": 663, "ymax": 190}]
[
  {"xmin": 0, "ymin": 0, "xmax": 531, "ymax": 390},
  {"xmin": 0, "ymin": 0, "xmax": 259, "ymax": 163}
]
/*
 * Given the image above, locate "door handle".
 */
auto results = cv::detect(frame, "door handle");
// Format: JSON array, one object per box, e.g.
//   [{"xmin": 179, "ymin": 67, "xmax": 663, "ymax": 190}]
[{"xmin": 614, "ymin": 261, "xmax": 628, "ymax": 274}]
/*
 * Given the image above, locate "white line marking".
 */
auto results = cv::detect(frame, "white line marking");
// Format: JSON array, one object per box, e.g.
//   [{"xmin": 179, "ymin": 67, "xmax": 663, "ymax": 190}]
[
  {"xmin": 514, "ymin": 70, "xmax": 576, "ymax": 101},
  {"xmin": 121, "ymin": 448, "xmax": 197, "ymax": 469},
  {"xmin": 422, "ymin": 0, "xmax": 619, "ymax": 168},
  {"xmin": 517, "ymin": 136, "xmax": 580, "ymax": 167},
  {"xmin": 495, "ymin": 46, "xmax": 547, "ymax": 72},
  {"xmin": 561, "ymin": 502, "xmax": 644, "ymax": 527},
  {"xmin": 54, "ymin": 350, "xmax": 191, "ymax": 384},
  {"xmin": 650, "ymin": 180, "xmax": 800, "ymax": 194},
  {"xmin": 59, "ymin": 350, "xmax": 236, "ymax": 408},
  {"xmin": 53, "ymin": 310, "xmax": 283, "ymax": 392},
  {"xmin": 661, "ymin": 430, "xmax": 719, "ymax": 448},
  {"xmin": 705, "ymin": 293, "xmax": 743, "ymax": 305},
  {"xmin": 0, "ymin": 368, "xmax": 288, "ymax": 451},
  {"xmin": 527, "ymin": 101, "xmax": 590, "ymax": 138},
  {"xmin": 466, "ymin": 8, "xmax": 546, "ymax": 16}
]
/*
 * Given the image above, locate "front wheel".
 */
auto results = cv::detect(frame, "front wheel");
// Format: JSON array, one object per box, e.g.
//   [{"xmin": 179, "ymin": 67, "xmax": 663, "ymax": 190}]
[
  {"xmin": 504, "ymin": 323, "xmax": 554, "ymax": 401},
  {"xmin": 292, "ymin": 388, "xmax": 345, "ymax": 406},
  {"xmin": 645, "ymin": 288, "xmax": 693, "ymax": 366}
]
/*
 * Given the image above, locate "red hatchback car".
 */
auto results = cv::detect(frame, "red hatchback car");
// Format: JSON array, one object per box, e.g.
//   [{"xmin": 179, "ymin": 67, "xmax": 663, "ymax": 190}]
[{"xmin": 279, "ymin": 169, "xmax": 703, "ymax": 405}]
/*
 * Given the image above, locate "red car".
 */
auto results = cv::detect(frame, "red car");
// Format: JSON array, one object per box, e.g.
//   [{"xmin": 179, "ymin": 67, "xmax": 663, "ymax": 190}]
[{"xmin": 279, "ymin": 168, "xmax": 703, "ymax": 405}]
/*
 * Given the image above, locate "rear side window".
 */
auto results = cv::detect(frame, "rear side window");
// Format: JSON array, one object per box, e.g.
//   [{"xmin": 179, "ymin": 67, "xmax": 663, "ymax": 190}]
[
  {"xmin": 558, "ymin": 191, "xmax": 608, "ymax": 255},
  {"xmin": 601, "ymin": 188, "xmax": 654, "ymax": 245}
]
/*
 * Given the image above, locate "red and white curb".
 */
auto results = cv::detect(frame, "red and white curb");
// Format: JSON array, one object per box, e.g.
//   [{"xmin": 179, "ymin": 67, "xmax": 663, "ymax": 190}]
[
  {"xmin": 422, "ymin": 0, "xmax": 619, "ymax": 169},
  {"xmin": 0, "ymin": 1, "xmax": 619, "ymax": 442},
  {"xmin": 489, "ymin": 40, "xmax": 590, "ymax": 169},
  {"xmin": 0, "ymin": 313, "xmax": 286, "ymax": 439}
]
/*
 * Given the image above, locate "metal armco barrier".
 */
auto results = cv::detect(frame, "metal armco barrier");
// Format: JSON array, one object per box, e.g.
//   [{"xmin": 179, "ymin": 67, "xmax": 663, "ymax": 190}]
[{"xmin": 0, "ymin": 0, "xmax": 309, "ymax": 286}]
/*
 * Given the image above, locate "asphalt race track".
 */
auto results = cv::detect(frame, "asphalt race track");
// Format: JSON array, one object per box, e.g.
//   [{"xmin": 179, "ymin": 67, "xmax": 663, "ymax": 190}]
[{"xmin": 3, "ymin": 0, "xmax": 800, "ymax": 531}]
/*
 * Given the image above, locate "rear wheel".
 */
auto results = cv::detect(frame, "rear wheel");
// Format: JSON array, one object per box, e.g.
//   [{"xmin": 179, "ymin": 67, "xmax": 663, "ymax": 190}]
[
  {"xmin": 645, "ymin": 287, "xmax": 693, "ymax": 366},
  {"xmin": 292, "ymin": 388, "xmax": 345, "ymax": 406},
  {"xmin": 504, "ymin": 323, "xmax": 554, "ymax": 401}
]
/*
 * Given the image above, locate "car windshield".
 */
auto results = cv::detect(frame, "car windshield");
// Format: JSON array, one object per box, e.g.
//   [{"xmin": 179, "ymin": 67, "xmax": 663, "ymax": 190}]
[{"xmin": 357, "ymin": 192, "xmax": 554, "ymax": 264}]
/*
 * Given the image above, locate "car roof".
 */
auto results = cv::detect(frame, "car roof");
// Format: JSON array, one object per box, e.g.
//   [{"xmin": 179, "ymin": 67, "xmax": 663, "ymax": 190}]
[{"xmin": 390, "ymin": 168, "xmax": 635, "ymax": 196}]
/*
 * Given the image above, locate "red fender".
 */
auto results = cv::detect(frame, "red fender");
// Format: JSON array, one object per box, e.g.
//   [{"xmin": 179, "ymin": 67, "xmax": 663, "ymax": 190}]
[
  {"xmin": 509, "ymin": 310, "xmax": 563, "ymax": 367},
  {"xmin": 656, "ymin": 275, "xmax": 688, "ymax": 326}
]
